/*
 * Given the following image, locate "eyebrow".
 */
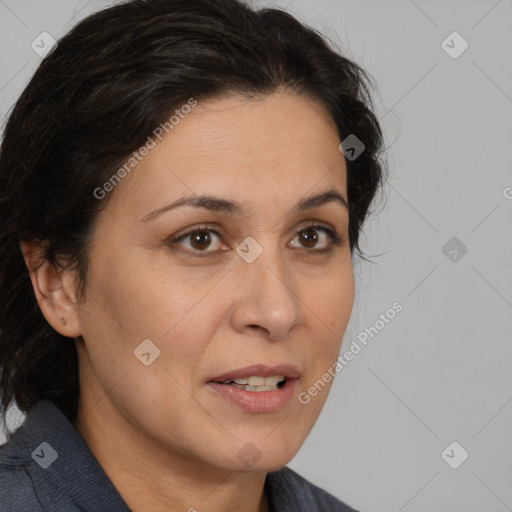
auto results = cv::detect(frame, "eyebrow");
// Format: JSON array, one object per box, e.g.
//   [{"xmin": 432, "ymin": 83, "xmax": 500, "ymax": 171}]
[{"xmin": 140, "ymin": 188, "xmax": 348, "ymax": 223}]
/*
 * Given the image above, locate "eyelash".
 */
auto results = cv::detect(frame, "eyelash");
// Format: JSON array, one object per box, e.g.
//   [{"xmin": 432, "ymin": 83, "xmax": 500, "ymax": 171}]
[{"xmin": 167, "ymin": 222, "xmax": 346, "ymax": 257}]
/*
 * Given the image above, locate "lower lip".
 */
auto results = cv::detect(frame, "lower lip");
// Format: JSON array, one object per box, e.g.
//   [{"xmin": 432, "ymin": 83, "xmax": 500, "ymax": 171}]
[{"xmin": 206, "ymin": 378, "xmax": 299, "ymax": 413}]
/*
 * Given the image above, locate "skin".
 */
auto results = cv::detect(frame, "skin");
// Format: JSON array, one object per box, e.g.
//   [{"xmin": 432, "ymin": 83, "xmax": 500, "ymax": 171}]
[{"xmin": 21, "ymin": 91, "xmax": 354, "ymax": 512}]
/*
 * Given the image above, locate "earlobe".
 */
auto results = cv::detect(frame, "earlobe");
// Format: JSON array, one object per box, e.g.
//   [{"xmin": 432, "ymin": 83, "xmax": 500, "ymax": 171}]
[{"xmin": 19, "ymin": 240, "xmax": 82, "ymax": 338}]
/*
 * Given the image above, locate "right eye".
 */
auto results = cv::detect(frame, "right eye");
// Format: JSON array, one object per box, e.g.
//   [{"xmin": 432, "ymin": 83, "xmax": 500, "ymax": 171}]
[{"xmin": 168, "ymin": 224, "xmax": 229, "ymax": 255}]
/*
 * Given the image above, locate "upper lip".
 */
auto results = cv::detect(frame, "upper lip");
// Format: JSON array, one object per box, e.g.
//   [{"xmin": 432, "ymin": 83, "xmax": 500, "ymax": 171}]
[{"xmin": 209, "ymin": 364, "xmax": 301, "ymax": 383}]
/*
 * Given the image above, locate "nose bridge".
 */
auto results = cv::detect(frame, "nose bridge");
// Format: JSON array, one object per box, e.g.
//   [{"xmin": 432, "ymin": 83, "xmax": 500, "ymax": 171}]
[{"xmin": 232, "ymin": 236, "xmax": 302, "ymax": 339}]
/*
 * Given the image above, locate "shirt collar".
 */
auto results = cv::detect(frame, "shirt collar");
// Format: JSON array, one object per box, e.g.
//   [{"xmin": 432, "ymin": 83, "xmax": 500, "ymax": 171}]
[{"xmin": 2, "ymin": 399, "xmax": 131, "ymax": 511}]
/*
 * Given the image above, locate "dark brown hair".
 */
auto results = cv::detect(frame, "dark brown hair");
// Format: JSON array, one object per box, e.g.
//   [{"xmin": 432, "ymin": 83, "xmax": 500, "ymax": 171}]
[{"xmin": 0, "ymin": 0, "xmax": 387, "ymax": 438}]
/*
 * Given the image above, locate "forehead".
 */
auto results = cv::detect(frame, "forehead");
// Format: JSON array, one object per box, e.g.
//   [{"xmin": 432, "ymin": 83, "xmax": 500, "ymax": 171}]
[{"xmin": 108, "ymin": 92, "xmax": 347, "ymax": 221}]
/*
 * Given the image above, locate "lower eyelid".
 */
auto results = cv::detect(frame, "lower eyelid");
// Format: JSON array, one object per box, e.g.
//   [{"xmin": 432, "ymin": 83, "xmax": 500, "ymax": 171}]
[{"xmin": 291, "ymin": 227, "xmax": 338, "ymax": 248}]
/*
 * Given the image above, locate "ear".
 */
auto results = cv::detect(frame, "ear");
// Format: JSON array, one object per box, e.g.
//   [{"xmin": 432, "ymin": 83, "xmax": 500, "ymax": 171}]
[{"xmin": 19, "ymin": 240, "xmax": 82, "ymax": 338}]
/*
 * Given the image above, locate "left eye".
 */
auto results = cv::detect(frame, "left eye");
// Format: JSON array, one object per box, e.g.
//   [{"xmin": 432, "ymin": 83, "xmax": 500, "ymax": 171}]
[{"xmin": 290, "ymin": 225, "xmax": 334, "ymax": 250}]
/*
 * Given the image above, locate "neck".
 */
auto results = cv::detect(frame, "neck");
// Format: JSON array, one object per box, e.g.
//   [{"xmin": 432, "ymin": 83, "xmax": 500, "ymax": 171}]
[{"xmin": 73, "ymin": 398, "xmax": 269, "ymax": 512}]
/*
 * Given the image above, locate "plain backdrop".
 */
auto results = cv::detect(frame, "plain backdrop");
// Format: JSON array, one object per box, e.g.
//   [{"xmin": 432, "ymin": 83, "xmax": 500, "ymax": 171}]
[{"xmin": 1, "ymin": 1, "xmax": 511, "ymax": 511}]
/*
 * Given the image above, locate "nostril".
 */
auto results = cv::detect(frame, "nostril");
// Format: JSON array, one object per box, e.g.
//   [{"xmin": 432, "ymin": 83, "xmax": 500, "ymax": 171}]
[{"xmin": 247, "ymin": 325, "xmax": 272, "ymax": 337}]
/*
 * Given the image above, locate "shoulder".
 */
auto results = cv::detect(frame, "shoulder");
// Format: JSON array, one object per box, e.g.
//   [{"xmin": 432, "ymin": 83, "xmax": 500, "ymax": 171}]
[
  {"xmin": 0, "ymin": 434, "xmax": 46, "ymax": 512},
  {"xmin": 0, "ymin": 400, "xmax": 130, "ymax": 512},
  {"xmin": 266, "ymin": 466, "xmax": 360, "ymax": 512}
]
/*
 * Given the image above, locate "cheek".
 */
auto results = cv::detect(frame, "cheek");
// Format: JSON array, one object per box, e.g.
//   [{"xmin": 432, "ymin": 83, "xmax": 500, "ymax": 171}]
[
  {"xmin": 308, "ymin": 261, "xmax": 354, "ymax": 331},
  {"xmin": 87, "ymin": 243, "xmax": 198, "ymax": 330},
  {"xmin": 302, "ymin": 263, "xmax": 354, "ymax": 370},
  {"xmin": 75, "ymin": 253, "xmax": 222, "ymax": 429},
  {"xmin": 79, "ymin": 248, "xmax": 224, "ymax": 379}
]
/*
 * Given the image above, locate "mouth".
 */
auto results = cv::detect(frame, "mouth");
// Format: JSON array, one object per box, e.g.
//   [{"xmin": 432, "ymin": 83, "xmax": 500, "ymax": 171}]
[{"xmin": 206, "ymin": 364, "xmax": 300, "ymax": 413}]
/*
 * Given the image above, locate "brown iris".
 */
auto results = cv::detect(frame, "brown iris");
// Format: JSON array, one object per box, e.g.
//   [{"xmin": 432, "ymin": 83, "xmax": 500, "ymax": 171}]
[
  {"xmin": 190, "ymin": 230, "xmax": 212, "ymax": 250},
  {"xmin": 299, "ymin": 227, "xmax": 318, "ymax": 249}
]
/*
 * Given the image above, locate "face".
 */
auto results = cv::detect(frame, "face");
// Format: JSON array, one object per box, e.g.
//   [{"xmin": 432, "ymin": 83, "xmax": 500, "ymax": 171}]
[{"xmin": 74, "ymin": 91, "xmax": 354, "ymax": 472}]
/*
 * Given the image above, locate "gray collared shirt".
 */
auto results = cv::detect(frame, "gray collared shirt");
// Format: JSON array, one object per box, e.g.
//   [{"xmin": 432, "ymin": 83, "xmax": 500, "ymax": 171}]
[{"xmin": 0, "ymin": 400, "xmax": 359, "ymax": 511}]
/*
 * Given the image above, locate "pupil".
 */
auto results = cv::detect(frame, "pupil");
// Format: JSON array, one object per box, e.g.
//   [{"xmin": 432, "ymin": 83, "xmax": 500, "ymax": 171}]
[
  {"xmin": 191, "ymin": 230, "xmax": 211, "ymax": 250},
  {"xmin": 300, "ymin": 228, "xmax": 317, "ymax": 248}
]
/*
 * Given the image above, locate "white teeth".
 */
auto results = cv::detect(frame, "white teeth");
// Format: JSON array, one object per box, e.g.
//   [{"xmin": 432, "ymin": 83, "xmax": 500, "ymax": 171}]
[
  {"xmin": 242, "ymin": 375, "xmax": 285, "ymax": 386},
  {"xmin": 263, "ymin": 375, "xmax": 285, "ymax": 386},
  {"xmin": 225, "ymin": 375, "xmax": 286, "ymax": 391},
  {"xmin": 248, "ymin": 376, "xmax": 265, "ymax": 386}
]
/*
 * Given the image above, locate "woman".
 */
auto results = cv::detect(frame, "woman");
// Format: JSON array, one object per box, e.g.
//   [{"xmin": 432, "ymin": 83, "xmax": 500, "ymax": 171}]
[{"xmin": 0, "ymin": 0, "xmax": 386, "ymax": 510}]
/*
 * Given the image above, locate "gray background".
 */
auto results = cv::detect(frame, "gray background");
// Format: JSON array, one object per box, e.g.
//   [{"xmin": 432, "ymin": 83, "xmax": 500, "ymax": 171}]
[{"xmin": 1, "ymin": 1, "xmax": 511, "ymax": 511}]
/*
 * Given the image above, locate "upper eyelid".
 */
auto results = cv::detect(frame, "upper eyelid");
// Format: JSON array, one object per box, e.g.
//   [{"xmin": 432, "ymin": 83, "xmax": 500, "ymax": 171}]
[
  {"xmin": 172, "ymin": 221, "xmax": 335, "ymax": 239},
  {"xmin": 171, "ymin": 224, "xmax": 222, "ymax": 242}
]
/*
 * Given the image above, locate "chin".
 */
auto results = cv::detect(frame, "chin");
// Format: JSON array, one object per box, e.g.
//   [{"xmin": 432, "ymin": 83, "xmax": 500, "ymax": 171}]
[{"xmin": 213, "ymin": 439, "xmax": 301, "ymax": 474}]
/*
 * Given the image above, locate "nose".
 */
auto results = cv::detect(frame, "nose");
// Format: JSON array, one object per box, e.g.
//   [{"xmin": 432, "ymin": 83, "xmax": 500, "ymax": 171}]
[{"xmin": 229, "ymin": 244, "xmax": 303, "ymax": 340}]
